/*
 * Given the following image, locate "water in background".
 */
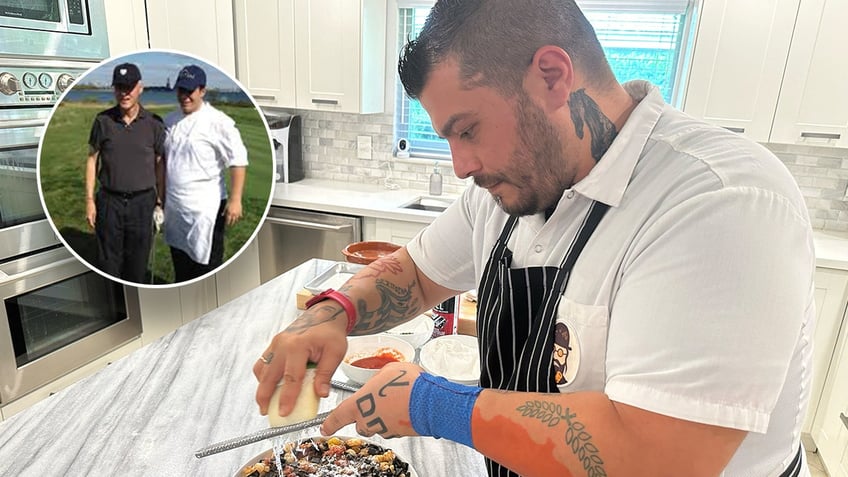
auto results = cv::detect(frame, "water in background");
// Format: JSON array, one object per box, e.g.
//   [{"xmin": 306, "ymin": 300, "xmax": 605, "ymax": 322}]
[{"xmin": 62, "ymin": 88, "xmax": 252, "ymax": 106}]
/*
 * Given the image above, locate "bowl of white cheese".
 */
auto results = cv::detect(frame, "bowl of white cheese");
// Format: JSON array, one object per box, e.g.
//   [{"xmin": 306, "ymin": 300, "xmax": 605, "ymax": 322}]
[{"xmin": 418, "ymin": 334, "xmax": 480, "ymax": 385}]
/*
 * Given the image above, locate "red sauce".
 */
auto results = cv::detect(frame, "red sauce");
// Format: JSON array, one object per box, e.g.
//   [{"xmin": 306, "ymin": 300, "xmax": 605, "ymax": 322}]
[{"xmin": 350, "ymin": 353, "xmax": 400, "ymax": 369}]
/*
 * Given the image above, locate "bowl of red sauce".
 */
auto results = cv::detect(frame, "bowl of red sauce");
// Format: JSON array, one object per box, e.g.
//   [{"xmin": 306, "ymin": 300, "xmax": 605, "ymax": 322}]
[{"xmin": 341, "ymin": 334, "xmax": 415, "ymax": 385}]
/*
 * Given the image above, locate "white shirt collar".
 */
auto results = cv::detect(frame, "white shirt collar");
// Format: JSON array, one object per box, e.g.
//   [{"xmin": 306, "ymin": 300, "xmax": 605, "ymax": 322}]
[{"xmin": 572, "ymin": 80, "xmax": 665, "ymax": 207}]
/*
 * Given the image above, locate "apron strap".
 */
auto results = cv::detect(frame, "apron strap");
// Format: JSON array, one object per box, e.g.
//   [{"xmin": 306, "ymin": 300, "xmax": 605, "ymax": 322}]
[{"xmin": 777, "ymin": 444, "xmax": 802, "ymax": 477}]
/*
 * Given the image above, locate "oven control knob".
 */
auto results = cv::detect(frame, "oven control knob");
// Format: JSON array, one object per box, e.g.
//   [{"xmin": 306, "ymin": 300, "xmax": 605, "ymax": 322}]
[
  {"xmin": 56, "ymin": 74, "xmax": 75, "ymax": 93},
  {"xmin": 0, "ymin": 72, "xmax": 21, "ymax": 95}
]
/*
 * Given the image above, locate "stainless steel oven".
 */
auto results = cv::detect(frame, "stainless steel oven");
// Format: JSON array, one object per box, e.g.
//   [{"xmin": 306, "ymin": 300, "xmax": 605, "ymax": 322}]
[
  {"xmin": 0, "ymin": 0, "xmax": 109, "ymax": 61},
  {"xmin": 0, "ymin": 245, "xmax": 141, "ymax": 405},
  {"xmin": 0, "ymin": 58, "xmax": 90, "ymax": 260}
]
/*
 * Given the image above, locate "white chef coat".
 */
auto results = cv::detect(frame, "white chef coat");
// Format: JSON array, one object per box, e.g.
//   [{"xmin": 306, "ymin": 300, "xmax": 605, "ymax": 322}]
[
  {"xmin": 163, "ymin": 102, "xmax": 248, "ymax": 264},
  {"xmin": 407, "ymin": 81, "xmax": 815, "ymax": 476}
]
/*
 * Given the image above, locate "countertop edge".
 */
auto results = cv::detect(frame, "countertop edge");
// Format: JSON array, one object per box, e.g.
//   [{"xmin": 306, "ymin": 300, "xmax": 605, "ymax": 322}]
[{"xmin": 274, "ymin": 180, "xmax": 848, "ymax": 269}]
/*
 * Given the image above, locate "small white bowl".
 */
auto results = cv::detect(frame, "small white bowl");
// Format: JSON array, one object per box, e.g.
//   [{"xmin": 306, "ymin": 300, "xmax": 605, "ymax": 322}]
[
  {"xmin": 419, "ymin": 334, "xmax": 480, "ymax": 385},
  {"xmin": 384, "ymin": 314, "xmax": 433, "ymax": 349},
  {"xmin": 341, "ymin": 334, "xmax": 416, "ymax": 385}
]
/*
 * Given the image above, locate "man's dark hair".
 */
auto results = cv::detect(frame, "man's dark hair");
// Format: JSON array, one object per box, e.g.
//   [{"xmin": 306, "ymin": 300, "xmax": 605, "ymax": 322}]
[{"xmin": 398, "ymin": 0, "xmax": 614, "ymax": 99}]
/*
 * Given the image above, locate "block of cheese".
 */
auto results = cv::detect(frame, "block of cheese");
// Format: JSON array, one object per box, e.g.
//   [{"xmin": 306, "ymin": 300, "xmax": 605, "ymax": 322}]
[
  {"xmin": 267, "ymin": 367, "xmax": 320, "ymax": 427},
  {"xmin": 296, "ymin": 288, "xmax": 314, "ymax": 309}
]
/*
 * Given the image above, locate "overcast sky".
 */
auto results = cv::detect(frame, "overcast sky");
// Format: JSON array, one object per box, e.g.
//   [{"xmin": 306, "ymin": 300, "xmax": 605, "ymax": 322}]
[{"xmin": 77, "ymin": 50, "xmax": 240, "ymax": 90}]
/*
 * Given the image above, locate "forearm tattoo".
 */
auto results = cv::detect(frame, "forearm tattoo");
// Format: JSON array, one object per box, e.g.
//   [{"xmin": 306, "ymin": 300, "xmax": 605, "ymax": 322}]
[
  {"xmin": 355, "ymin": 256, "xmax": 404, "ymax": 279},
  {"xmin": 568, "ymin": 88, "xmax": 618, "ymax": 162},
  {"xmin": 286, "ymin": 303, "xmax": 347, "ymax": 335},
  {"xmin": 344, "ymin": 279, "xmax": 422, "ymax": 333},
  {"xmin": 517, "ymin": 401, "xmax": 607, "ymax": 477}
]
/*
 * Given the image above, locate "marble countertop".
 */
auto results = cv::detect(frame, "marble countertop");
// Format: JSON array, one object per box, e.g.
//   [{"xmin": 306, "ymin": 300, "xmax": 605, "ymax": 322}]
[
  {"xmin": 813, "ymin": 230, "xmax": 848, "ymax": 270},
  {"xmin": 0, "ymin": 259, "xmax": 486, "ymax": 476},
  {"xmin": 272, "ymin": 179, "xmax": 459, "ymax": 224}
]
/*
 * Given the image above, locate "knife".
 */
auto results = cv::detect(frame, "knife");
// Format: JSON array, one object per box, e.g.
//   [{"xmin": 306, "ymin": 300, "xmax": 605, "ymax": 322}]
[{"xmin": 194, "ymin": 411, "xmax": 331, "ymax": 458}]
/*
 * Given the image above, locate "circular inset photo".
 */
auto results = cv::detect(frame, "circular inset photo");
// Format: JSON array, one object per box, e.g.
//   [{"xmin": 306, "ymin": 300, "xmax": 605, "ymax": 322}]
[{"xmin": 38, "ymin": 49, "xmax": 275, "ymax": 287}]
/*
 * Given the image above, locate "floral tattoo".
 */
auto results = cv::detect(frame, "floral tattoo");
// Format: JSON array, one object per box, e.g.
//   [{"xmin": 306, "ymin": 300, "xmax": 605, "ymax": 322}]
[{"xmin": 517, "ymin": 400, "xmax": 607, "ymax": 477}]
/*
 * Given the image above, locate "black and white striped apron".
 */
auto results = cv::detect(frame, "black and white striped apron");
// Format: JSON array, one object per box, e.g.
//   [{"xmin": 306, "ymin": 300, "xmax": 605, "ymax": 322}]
[
  {"xmin": 476, "ymin": 201, "xmax": 609, "ymax": 477},
  {"xmin": 474, "ymin": 200, "xmax": 805, "ymax": 477}
]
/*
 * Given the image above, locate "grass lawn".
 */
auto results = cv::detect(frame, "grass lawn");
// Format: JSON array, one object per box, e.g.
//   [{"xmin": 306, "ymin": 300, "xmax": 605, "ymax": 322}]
[{"xmin": 39, "ymin": 100, "xmax": 274, "ymax": 285}]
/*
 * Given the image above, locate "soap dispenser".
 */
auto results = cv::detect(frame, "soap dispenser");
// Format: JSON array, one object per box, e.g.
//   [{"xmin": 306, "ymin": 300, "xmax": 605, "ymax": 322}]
[{"xmin": 429, "ymin": 162, "xmax": 443, "ymax": 196}]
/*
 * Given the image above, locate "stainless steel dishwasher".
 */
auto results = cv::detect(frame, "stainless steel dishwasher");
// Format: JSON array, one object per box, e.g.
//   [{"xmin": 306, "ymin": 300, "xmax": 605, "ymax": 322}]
[{"xmin": 256, "ymin": 207, "xmax": 362, "ymax": 283}]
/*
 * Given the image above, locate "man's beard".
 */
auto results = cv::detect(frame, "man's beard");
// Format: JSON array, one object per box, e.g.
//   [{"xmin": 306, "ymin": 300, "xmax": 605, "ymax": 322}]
[{"xmin": 475, "ymin": 93, "xmax": 570, "ymax": 216}]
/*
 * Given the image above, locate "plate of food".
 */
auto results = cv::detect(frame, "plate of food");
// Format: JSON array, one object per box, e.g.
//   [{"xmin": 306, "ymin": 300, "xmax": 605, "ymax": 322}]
[{"xmin": 236, "ymin": 435, "xmax": 418, "ymax": 477}]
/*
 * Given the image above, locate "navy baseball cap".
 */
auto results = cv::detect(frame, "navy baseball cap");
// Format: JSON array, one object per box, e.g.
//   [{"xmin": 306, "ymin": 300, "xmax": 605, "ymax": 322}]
[
  {"xmin": 174, "ymin": 65, "xmax": 206, "ymax": 91},
  {"xmin": 112, "ymin": 63, "xmax": 141, "ymax": 88}
]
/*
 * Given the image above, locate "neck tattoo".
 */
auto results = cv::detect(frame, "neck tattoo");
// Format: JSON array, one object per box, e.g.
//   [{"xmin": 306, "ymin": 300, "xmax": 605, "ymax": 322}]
[{"xmin": 568, "ymin": 89, "xmax": 618, "ymax": 162}]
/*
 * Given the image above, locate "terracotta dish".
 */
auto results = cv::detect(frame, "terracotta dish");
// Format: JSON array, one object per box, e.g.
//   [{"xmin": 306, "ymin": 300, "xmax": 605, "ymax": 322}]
[{"xmin": 342, "ymin": 241, "xmax": 401, "ymax": 265}]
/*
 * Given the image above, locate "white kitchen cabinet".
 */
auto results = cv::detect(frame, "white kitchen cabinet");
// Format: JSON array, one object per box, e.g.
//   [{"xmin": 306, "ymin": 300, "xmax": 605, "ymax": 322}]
[
  {"xmin": 233, "ymin": 0, "xmax": 297, "ymax": 109},
  {"xmin": 806, "ymin": 267, "xmax": 848, "ymax": 442},
  {"xmin": 138, "ymin": 285, "xmax": 182, "ymax": 344},
  {"xmin": 103, "ymin": 0, "xmax": 149, "ymax": 57},
  {"xmin": 292, "ymin": 0, "xmax": 386, "ymax": 113},
  {"xmin": 177, "ymin": 275, "xmax": 219, "ymax": 324},
  {"xmin": 138, "ymin": 275, "xmax": 218, "ymax": 344},
  {"xmin": 682, "ymin": 0, "xmax": 799, "ymax": 142},
  {"xmin": 684, "ymin": 0, "xmax": 848, "ymax": 148},
  {"xmin": 770, "ymin": 0, "xmax": 848, "ymax": 148},
  {"xmin": 215, "ymin": 240, "xmax": 261, "ymax": 305},
  {"xmin": 812, "ymin": 297, "xmax": 848, "ymax": 476},
  {"xmin": 373, "ymin": 218, "xmax": 427, "ymax": 245},
  {"xmin": 234, "ymin": 0, "xmax": 387, "ymax": 113},
  {"xmin": 145, "ymin": 0, "xmax": 236, "ymax": 77}
]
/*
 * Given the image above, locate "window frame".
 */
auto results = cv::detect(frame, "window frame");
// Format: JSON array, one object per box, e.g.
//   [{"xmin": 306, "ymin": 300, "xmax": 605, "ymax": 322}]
[{"xmin": 393, "ymin": 0, "xmax": 699, "ymax": 161}]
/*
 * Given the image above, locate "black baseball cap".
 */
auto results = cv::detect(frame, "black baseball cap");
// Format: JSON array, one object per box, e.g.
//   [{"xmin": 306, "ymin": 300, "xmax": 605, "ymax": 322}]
[
  {"xmin": 112, "ymin": 63, "xmax": 141, "ymax": 88},
  {"xmin": 174, "ymin": 65, "xmax": 206, "ymax": 91}
]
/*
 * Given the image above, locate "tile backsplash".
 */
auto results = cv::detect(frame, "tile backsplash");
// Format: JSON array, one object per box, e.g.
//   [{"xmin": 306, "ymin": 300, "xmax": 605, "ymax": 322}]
[
  {"xmin": 766, "ymin": 143, "xmax": 848, "ymax": 232},
  {"xmin": 267, "ymin": 108, "xmax": 469, "ymax": 196},
  {"xmin": 268, "ymin": 108, "xmax": 848, "ymax": 232}
]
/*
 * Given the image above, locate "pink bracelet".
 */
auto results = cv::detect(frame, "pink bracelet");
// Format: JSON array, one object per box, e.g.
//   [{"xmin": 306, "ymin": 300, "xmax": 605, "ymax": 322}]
[{"xmin": 305, "ymin": 289, "xmax": 357, "ymax": 334}]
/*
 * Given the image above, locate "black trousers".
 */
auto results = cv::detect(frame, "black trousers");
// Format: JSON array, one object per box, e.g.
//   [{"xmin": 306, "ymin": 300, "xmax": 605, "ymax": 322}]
[
  {"xmin": 95, "ymin": 187, "xmax": 155, "ymax": 283},
  {"xmin": 170, "ymin": 200, "xmax": 227, "ymax": 282}
]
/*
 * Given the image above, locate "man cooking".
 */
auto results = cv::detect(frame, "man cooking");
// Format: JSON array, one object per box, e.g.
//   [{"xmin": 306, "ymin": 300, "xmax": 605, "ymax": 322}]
[
  {"xmin": 162, "ymin": 64, "xmax": 248, "ymax": 282},
  {"xmin": 85, "ymin": 62, "xmax": 165, "ymax": 283},
  {"xmin": 253, "ymin": 1, "xmax": 815, "ymax": 475}
]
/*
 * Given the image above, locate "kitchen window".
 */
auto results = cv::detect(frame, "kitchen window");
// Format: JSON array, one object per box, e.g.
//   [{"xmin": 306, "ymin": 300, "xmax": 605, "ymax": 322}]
[{"xmin": 394, "ymin": 0, "xmax": 698, "ymax": 160}]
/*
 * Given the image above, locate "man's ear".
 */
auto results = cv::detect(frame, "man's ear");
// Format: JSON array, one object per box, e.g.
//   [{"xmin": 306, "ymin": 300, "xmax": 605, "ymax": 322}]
[{"xmin": 524, "ymin": 45, "xmax": 574, "ymax": 110}]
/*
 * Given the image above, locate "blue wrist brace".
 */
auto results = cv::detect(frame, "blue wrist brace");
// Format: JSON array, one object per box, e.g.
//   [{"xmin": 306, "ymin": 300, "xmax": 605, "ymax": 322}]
[{"xmin": 408, "ymin": 372, "xmax": 483, "ymax": 448}]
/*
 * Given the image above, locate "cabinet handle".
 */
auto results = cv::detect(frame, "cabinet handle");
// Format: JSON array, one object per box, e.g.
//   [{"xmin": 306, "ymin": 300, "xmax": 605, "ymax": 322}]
[
  {"xmin": 800, "ymin": 132, "xmax": 841, "ymax": 140},
  {"xmin": 841, "ymin": 412, "xmax": 848, "ymax": 431},
  {"xmin": 311, "ymin": 98, "xmax": 339, "ymax": 105},
  {"xmin": 723, "ymin": 127, "xmax": 745, "ymax": 133},
  {"xmin": 264, "ymin": 216, "xmax": 353, "ymax": 232},
  {"xmin": 253, "ymin": 95, "xmax": 276, "ymax": 102}
]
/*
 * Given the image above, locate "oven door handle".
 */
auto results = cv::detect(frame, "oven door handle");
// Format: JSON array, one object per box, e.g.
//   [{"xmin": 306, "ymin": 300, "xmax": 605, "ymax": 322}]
[
  {"xmin": 264, "ymin": 216, "xmax": 354, "ymax": 232},
  {"xmin": 0, "ymin": 119, "xmax": 45, "ymax": 130},
  {"xmin": 0, "ymin": 251, "xmax": 79, "ymax": 285}
]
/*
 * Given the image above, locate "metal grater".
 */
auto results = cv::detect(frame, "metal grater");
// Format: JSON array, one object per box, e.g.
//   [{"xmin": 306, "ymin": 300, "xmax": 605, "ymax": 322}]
[{"xmin": 194, "ymin": 411, "xmax": 331, "ymax": 458}]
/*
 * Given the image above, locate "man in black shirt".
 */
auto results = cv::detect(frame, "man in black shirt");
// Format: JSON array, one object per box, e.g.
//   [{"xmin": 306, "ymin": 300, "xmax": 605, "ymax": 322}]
[{"xmin": 85, "ymin": 63, "xmax": 165, "ymax": 283}]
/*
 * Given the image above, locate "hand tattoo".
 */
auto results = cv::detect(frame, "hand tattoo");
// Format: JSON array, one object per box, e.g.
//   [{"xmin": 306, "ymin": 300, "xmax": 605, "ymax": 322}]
[
  {"xmin": 356, "ymin": 393, "xmax": 388, "ymax": 434},
  {"xmin": 378, "ymin": 369, "xmax": 410, "ymax": 397}
]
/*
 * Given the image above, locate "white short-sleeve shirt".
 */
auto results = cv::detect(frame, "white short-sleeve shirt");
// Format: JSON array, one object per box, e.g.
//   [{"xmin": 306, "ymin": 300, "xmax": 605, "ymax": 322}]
[
  {"xmin": 407, "ymin": 81, "xmax": 815, "ymax": 476},
  {"xmin": 163, "ymin": 102, "xmax": 249, "ymax": 264}
]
